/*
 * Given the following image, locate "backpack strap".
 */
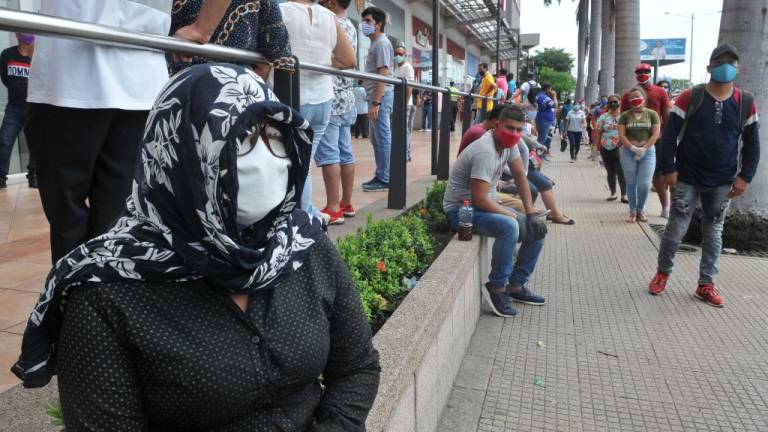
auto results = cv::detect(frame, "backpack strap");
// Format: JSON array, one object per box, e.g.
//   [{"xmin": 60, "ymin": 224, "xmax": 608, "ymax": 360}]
[
  {"xmin": 738, "ymin": 88, "xmax": 754, "ymax": 135},
  {"xmin": 676, "ymin": 84, "xmax": 706, "ymax": 145}
]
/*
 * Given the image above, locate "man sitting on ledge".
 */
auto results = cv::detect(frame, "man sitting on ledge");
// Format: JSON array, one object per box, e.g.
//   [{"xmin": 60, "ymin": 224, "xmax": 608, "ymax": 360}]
[{"xmin": 443, "ymin": 105, "xmax": 548, "ymax": 317}]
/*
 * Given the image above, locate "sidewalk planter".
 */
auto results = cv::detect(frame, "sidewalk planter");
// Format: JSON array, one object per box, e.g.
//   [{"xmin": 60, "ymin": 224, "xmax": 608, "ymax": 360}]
[{"xmin": 365, "ymin": 234, "xmax": 491, "ymax": 432}]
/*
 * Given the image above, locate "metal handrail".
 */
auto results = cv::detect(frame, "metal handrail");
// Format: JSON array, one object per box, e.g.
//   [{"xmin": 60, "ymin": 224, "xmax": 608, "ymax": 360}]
[
  {"xmin": 0, "ymin": 8, "xmax": 487, "ymax": 99},
  {"xmin": 0, "ymin": 7, "xmax": 497, "ymax": 210}
]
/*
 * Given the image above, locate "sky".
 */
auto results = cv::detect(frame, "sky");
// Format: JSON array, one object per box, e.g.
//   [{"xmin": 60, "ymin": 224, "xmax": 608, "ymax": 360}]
[{"xmin": 520, "ymin": 0, "xmax": 723, "ymax": 85}]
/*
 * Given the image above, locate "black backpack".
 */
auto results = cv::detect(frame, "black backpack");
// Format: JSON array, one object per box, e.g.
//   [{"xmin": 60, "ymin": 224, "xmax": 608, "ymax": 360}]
[{"xmin": 676, "ymin": 84, "xmax": 754, "ymax": 145}]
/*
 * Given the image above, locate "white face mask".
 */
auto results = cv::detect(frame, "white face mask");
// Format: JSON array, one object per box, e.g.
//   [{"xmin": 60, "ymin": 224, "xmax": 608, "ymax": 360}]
[{"xmin": 236, "ymin": 128, "xmax": 291, "ymax": 227}]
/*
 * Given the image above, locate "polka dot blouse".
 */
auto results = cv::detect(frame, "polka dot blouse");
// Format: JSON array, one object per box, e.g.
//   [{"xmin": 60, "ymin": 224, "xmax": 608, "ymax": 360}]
[{"xmin": 56, "ymin": 235, "xmax": 380, "ymax": 431}]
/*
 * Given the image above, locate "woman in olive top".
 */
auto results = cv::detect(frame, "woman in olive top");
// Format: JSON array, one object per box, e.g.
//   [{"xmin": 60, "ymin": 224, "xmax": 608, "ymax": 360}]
[
  {"xmin": 13, "ymin": 64, "xmax": 380, "ymax": 431},
  {"xmin": 618, "ymin": 87, "xmax": 661, "ymax": 223}
]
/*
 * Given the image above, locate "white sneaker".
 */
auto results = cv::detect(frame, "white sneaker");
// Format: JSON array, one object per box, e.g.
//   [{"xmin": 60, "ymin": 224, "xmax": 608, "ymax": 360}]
[{"xmin": 660, "ymin": 208, "xmax": 670, "ymax": 219}]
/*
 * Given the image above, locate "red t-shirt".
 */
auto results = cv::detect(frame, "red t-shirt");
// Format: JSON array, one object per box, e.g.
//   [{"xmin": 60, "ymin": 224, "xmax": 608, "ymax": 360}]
[
  {"xmin": 621, "ymin": 83, "xmax": 670, "ymax": 125},
  {"xmin": 457, "ymin": 124, "xmax": 488, "ymax": 156}
]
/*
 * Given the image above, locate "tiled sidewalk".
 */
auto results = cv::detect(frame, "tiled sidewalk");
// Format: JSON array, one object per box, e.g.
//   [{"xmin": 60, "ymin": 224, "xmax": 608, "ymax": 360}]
[
  {"xmin": 440, "ymin": 155, "xmax": 768, "ymax": 431},
  {"xmin": 0, "ymin": 130, "xmax": 456, "ymax": 393}
]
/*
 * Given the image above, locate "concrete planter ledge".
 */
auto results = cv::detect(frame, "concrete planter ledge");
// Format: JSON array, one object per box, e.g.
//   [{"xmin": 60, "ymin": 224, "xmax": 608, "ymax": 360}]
[{"xmin": 366, "ymin": 234, "xmax": 490, "ymax": 432}]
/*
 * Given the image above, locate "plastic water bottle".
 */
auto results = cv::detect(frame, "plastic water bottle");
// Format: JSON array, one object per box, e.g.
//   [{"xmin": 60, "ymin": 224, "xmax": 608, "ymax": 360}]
[{"xmin": 458, "ymin": 200, "xmax": 473, "ymax": 241}]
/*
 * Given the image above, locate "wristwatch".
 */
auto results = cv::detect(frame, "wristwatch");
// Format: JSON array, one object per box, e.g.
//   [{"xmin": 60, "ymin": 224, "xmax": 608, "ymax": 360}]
[{"xmin": 371, "ymin": 101, "xmax": 381, "ymax": 107}]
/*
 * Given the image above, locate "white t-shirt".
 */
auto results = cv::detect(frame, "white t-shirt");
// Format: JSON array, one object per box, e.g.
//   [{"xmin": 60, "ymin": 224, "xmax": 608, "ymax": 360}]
[
  {"xmin": 395, "ymin": 62, "xmax": 415, "ymax": 105},
  {"xmin": 566, "ymin": 110, "xmax": 587, "ymax": 132},
  {"xmin": 280, "ymin": 2, "xmax": 337, "ymax": 105},
  {"xmin": 27, "ymin": 0, "xmax": 172, "ymax": 110}
]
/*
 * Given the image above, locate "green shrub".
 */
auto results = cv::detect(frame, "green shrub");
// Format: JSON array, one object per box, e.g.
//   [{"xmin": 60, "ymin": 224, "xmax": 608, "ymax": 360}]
[
  {"xmin": 337, "ymin": 213, "xmax": 433, "ymax": 321},
  {"xmin": 419, "ymin": 180, "xmax": 448, "ymax": 232}
]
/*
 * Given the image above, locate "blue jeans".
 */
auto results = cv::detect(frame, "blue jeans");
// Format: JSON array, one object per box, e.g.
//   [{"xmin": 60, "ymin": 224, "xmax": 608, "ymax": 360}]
[
  {"xmin": 619, "ymin": 146, "xmax": 656, "ymax": 214},
  {"xmin": 0, "ymin": 103, "xmax": 34, "ymax": 179},
  {"xmin": 446, "ymin": 206, "xmax": 545, "ymax": 288},
  {"xmin": 527, "ymin": 168, "xmax": 553, "ymax": 194},
  {"xmin": 406, "ymin": 105, "xmax": 416, "ymax": 160},
  {"xmin": 315, "ymin": 108, "xmax": 356, "ymax": 167},
  {"xmin": 422, "ymin": 104, "xmax": 432, "ymax": 130},
  {"xmin": 299, "ymin": 100, "xmax": 332, "ymax": 219},
  {"xmin": 535, "ymin": 118, "xmax": 553, "ymax": 149},
  {"xmin": 369, "ymin": 90, "xmax": 393, "ymax": 184},
  {"xmin": 658, "ymin": 181, "xmax": 731, "ymax": 285}
]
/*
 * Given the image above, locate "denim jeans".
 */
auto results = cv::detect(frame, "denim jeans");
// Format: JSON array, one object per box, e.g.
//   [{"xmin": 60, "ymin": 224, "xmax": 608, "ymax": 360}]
[
  {"xmin": 369, "ymin": 90, "xmax": 393, "ymax": 184},
  {"xmin": 299, "ymin": 100, "xmax": 332, "ymax": 219},
  {"xmin": 406, "ymin": 104, "xmax": 416, "ymax": 160},
  {"xmin": 422, "ymin": 103, "xmax": 432, "ymax": 129},
  {"xmin": 567, "ymin": 131, "xmax": 582, "ymax": 160},
  {"xmin": 315, "ymin": 107, "xmax": 356, "ymax": 167},
  {"xmin": 657, "ymin": 181, "xmax": 731, "ymax": 285},
  {"xmin": 446, "ymin": 206, "xmax": 545, "ymax": 288},
  {"xmin": 535, "ymin": 118, "xmax": 553, "ymax": 149},
  {"xmin": 0, "ymin": 103, "xmax": 34, "ymax": 179},
  {"xmin": 619, "ymin": 146, "xmax": 656, "ymax": 214}
]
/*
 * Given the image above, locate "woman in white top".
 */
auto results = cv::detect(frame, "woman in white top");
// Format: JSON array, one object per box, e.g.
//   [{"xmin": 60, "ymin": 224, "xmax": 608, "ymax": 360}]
[
  {"xmin": 279, "ymin": 0, "xmax": 356, "ymax": 221},
  {"xmin": 565, "ymin": 103, "xmax": 587, "ymax": 163}
]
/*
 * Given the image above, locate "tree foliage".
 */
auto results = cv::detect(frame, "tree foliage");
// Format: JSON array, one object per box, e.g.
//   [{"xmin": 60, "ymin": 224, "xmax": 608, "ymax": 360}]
[
  {"xmin": 533, "ymin": 48, "xmax": 575, "ymax": 73},
  {"xmin": 538, "ymin": 66, "xmax": 576, "ymax": 99}
]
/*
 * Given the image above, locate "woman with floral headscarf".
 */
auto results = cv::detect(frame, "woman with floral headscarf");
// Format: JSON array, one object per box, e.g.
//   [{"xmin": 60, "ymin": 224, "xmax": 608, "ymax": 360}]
[{"xmin": 12, "ymin": 64, "xmax": 380, "ymax": 431}]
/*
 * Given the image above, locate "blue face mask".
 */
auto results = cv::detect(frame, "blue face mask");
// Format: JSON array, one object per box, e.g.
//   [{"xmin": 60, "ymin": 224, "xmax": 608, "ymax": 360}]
[
  {"xmin": 361, "ymin": 22, "xmax": 376, "ymax": 36},
  {"xmin": 394, "ymin": 55, "xmax": 405, "ymax": 64},
  {"xmin": 711, "ymin": 63, "xmax": 738, "ymax": 83}
]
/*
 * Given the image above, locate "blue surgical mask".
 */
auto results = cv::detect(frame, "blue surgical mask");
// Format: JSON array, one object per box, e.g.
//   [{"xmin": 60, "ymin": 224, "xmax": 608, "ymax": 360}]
[
  {"xmin": 361, "ymin": 22, "xmax": 376, "ymax": 36},
  {"xmin": 711, "ymin": 63, "xmax": 738, "ymax": 83},
  {"xmin": 394, "ymin": 55, "xmax": 405, "ymax": 64}
]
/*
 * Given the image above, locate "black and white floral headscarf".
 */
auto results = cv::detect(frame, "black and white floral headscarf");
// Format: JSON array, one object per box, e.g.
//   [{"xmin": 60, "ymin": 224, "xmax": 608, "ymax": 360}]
[{"xmin": 13, "ymin": 64, "xmax": 322, "ymax": 387}]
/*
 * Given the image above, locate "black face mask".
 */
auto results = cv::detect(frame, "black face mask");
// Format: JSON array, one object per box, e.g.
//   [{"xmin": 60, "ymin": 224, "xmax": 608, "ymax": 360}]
[
  {"xmin": 608, "ymin": 102, "xmax": 620, "ymax": 110},
  {"xmin": 478, "ymin": 70, "xmax": 485, "ymax": 76}
]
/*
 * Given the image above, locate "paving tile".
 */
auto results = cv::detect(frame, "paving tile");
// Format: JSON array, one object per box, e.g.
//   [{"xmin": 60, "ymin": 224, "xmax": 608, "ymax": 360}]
[
  {"xmin": 0, "ymin": 289, "xmax": 38, "ymax": 331},
  {"xmin": 0, "ymin": 332, "xmax": 22, "ymax": 393},
  {"xmin": 440, "ymin": 156, "xmax": 768, "ymax": 432},
  {"xmin": 0, "ymin": 261, "xmax": 50, "ymax": 290}
]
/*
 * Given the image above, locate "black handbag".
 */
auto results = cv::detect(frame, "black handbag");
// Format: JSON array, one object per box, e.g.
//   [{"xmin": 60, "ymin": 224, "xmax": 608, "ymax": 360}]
[{"xmin": 559, "ymin": 136, "xmax": 567, "ymax": 152}]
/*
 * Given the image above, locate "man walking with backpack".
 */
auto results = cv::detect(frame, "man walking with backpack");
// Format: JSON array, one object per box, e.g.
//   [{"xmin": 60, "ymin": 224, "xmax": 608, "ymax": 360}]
[{"xmin": 648, "ymin": 44, "xmax": 760, "ymax": 307}]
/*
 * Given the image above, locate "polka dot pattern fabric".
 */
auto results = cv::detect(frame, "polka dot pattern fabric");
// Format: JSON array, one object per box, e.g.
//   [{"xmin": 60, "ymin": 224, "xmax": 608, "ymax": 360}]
[{"xmin": 57, "ymin": 235, "xmax": 380, "ymax": 431}]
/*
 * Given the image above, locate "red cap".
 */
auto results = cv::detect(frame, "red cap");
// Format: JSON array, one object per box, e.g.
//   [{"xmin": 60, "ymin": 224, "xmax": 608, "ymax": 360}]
[{"xmin": 635, "ymin": 63, "xmax": 652, "ymax": 72}]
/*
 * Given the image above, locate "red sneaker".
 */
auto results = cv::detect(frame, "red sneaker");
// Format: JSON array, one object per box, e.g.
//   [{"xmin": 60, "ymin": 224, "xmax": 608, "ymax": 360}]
[
  {"xmin": 648, "ymin": 272, "xmax": 669, "ymax": 295},
  {"xmin": 340, "ymin": 203, "xmax": 356, "ymax": 217},
  {"xmin": 320, "ymin": 208, "xmax": 345, "ymax": 225},
  {"xmin": 695, "ymin": 283, "xmax": 725, "ymax": 308}
]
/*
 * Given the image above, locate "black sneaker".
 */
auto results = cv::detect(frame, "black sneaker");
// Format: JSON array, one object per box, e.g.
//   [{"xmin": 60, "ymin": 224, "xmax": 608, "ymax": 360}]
[
  {"xmin": 362, "ymin": 176, "xmax": 379, "ymax": 187},
  {"xmin": 508, "ymin": 286, "xmax": 546, "ymax": 305},
  {"xmin": 481, "ymin": 283, "xmax": 517, "ymax": 317},
  {"xmin": 27, "ymin": 175, "xmax": 38, "ymax": 189},
  {"xmin": 0, "ymin": 178, "xmax": 6, "ymax": 189},
  {"xmin": 362, "ymin": 180, "xmax": 389, "ymax": 192}
]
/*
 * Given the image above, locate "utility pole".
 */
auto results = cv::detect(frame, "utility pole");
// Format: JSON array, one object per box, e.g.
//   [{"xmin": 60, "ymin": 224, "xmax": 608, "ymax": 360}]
[
  {"xmin": 689, "ymin": 14, "xmax": 694, "ymax": 85},
  {"xmin": 496, "ymin": 0, "xmax": 501, "ymax": 69}
]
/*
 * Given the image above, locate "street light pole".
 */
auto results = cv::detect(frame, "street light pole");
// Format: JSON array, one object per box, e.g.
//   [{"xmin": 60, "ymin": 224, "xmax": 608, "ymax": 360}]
[
  {"xmin": 689, "ymin": 14, "xmax": 694, "ymax": 85},
  {"xmin": 496, "ymin": 0, "xmax": 501, "ymax": 69}
]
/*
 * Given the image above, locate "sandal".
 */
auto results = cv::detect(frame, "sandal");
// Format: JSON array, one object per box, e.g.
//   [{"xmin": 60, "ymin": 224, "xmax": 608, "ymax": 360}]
[
  {"xmin": 606, "ymin": 195, "xmax": 618, "ymax": 202},
  {"xmin": 626, "ymin": 214, "xmax": 637, "ymax": 224},
  {"xmin": 621, "ymin": 196, "xmax": 629, "ymax": 204},
  {"xmin": 637, "ymin": 213, "xmax": 648, "ymax": 222},
  {"xmin": 551, "ymin": 217, "xmax": 576, "ymax": 225}
]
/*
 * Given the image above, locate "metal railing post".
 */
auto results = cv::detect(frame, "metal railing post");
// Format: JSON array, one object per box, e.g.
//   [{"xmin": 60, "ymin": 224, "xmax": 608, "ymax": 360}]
[
  {"xmin": 430, "ymin": 91, "xmax": 438, "ymax": 175},
  {"xmin": 273, "ymin": 57, "xmax": 300, "ymax": 110},
  {"xmin": 387, "ymin": 78, "xmax": 408, "ymax": 209},
  {"xmin": 437, "ymin": 88, "xmax": 452, "ymax": 180},
  {"xmin": 462, "ymin": 95, "xmax": 473, "ymax": 135}
]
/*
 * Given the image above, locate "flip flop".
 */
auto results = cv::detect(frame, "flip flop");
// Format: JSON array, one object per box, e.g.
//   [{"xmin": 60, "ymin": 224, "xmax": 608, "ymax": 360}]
[
  {"xmin": 606, "ymin": 196, "xmax": 618, "ymax": 201},
  {"xmin": 626, "ymin": 215, "xmax": 637, "ymax": 223},
  {"xmin": 621, "ymin": 198, "xmax": 629, "ymax": 204},
  {"xmin": 551, "ymin": 218, "xmax": 575, "ymax": 225}
]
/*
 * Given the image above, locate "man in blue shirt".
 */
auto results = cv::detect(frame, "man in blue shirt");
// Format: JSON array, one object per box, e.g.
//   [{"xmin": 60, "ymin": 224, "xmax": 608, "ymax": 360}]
[{"xmin": 648, "ymin": 44, "xmax": 760, "ymax": 308}]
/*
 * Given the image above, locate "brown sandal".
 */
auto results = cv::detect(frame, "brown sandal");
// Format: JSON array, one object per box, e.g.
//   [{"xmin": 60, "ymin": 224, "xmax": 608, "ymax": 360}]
[{"xmin": 637, "ymin": 213, "xmax": 648, "ymax": 222}]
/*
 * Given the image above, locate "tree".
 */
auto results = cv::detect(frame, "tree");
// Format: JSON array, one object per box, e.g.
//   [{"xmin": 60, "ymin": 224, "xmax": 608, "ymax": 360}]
[
  {"xmin": 715, "ymin": 0, "xmax": 768, "ymax": 249},
  {"xmin": 613, "ymin": 0, "xmax": 640, "ymax": 96},
  {"xmin": 598, "ymin": 0, "xmax": 615, "ymax": 96},
  {"xmin": 532, "ymin": 48, "xmax": 574, "ymax": 73},
  {"xmin": 538, "ymin": 66, "xmax": 576, "ymax": 99},
  {"xmin": 585, "ymin": 0, "xmax": 601, "ymax": 103},
  {"xmin": 576, "ymin": 0, "xmax": 588, "ymax": 100}
]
